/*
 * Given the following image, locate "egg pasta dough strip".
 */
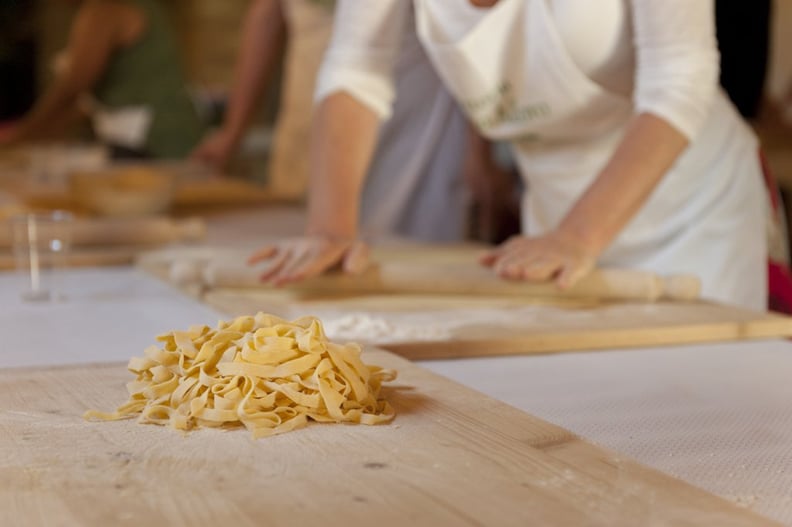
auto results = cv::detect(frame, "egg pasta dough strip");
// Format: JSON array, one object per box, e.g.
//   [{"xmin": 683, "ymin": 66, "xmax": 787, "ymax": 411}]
[{"xmin": 85, "ymin": 313, "xmax": 396, "ymax": 438}]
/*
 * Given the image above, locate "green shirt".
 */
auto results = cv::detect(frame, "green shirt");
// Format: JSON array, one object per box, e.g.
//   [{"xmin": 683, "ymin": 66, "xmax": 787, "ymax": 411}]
[{"xmin": 92, "ymin": 0, "xmax": 205, "ymax": 158}]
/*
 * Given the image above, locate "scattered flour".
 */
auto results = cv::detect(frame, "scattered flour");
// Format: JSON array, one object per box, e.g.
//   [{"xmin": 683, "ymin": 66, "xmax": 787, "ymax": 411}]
[
  {"xmin": 321, "ymin": 313, "xmax": 452, "ymax": 344},
  {"xmin": 312, "ymin": 304, "xmax": 609, "ymax": 344}
]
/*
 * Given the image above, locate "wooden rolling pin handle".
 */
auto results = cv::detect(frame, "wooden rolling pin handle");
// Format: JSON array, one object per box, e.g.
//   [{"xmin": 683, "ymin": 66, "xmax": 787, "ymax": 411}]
[
  {"xmin": 660, "ymin": 274, "xmax": 701, "ymax": 301},
  {"xmin": 574, "ymin": 269, "xmax": 663, "ymax": 301}
]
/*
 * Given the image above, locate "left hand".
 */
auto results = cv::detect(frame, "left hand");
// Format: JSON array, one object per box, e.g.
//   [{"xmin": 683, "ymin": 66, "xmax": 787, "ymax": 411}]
[
  {"xmin": 248, "ymin": 235, "xmax": 369, "ymax": 286},
  {"xmin": 480, "ymin": 230, "xmax": 598, "ymax": 289}
]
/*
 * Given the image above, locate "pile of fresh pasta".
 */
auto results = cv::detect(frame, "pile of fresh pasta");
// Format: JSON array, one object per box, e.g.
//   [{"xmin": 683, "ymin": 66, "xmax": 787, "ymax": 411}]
[{"xmin": 84, "ymin": 313, "xmax": 397, "ymax": 438}]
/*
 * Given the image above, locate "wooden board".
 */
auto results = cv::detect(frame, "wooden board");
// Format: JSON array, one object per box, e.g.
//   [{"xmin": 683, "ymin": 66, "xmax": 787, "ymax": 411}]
[
  {"xmin": 0, "ymin": 153, "xmax": 291, "ymax": 213},
  {"xmin": 0, "ymin": 216, "xmax": 205, "ymax": 248},
  {"xmin": 201, "ymin": 289, "xmax": 792, "ymax": 360},
  {"xmin": 10, "ymin": 178, "xmax": 283, "ymax": 212},
  {"xmin": 132, "ymin": 245, "xmax": 792, "ymax": 360},
  {"xmin": 172, "ymin": 178, "xmax": 289, "ymax": 210},
  {"xmin": 0, "ymin": 246, "xmax": 139, "ymax": 270},
  {"xmin": 0, "ymin": 350, "xmax": 780, "ymax": 527}
]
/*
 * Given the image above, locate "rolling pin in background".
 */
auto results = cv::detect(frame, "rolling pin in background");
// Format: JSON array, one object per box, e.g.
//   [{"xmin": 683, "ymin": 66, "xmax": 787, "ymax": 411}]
[
  {"xmin": 172, "ymin": 259, "xmax": 702, "ymax": 302},
  {"xmin": 0, "ymin": 216, "xmax": 206, "ymax": 248},
  {"xmin": 0, "ymin": 246, "xmax": 140, "ymax": 270}
]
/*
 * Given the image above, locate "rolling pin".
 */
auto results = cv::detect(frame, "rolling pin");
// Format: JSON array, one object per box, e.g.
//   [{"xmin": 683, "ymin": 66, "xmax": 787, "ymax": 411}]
[
  {"xmin": 0, "ymin": 246, "xmax": 138, "ymax": 270},
  {"xmin": 0, "ymin": 216, "xmax": 206, "ymax": 248},
  {"xmin": 174, "ymin": 260, "xmax": 701, "ymax": 302}
]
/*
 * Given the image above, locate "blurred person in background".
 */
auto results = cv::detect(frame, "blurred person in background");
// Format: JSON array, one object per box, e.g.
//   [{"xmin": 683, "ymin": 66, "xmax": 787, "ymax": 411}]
[
  {"xmin": 0, "ymin": 0, "xmax": 205, "ymax": 159},
  {"xmin": 191, "ymin": 0, "xmax": 497, "ymax": 243}
]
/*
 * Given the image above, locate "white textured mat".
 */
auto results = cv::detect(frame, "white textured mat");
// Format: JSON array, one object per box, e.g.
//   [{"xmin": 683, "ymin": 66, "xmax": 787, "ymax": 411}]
[
  {"xmin": 0, "ymin": 267, "xmax": 222, "ymax": 368},
  {"xmin": 422, "ymin": 340, "xmax": 792, "ymax": 525}
]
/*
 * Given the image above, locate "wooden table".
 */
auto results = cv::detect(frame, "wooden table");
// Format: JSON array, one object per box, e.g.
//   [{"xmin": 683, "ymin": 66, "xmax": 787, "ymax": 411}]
[{"xmin": 0, "ymin": 350, "xmax": 780, "ymax": 527}]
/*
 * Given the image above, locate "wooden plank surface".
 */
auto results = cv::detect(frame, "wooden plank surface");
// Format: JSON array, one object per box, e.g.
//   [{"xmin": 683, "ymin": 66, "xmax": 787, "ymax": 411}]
[
  {"xmin": 0, "ymin": 153, "xmax": 288, "ymax": 213},
  {"xmin": 201, "ymin": 289, "xmax": 792, "ymax": 360},
  {"xmin": 0, "ymin": 246, "xmax": 139, "ymax": 270},
  {"xmin": 0, "ymin": 217, "xmax": 206, "ymax": 248},
  {"xmin": 9, "ymin": 178, "xmax": 282, "ymax": 212},
  {"xmin": 0, "ymin": 216, "xmax": 207, "ymax": 270},
  {"xmin": 172, "ymin": 178, "xmax": 286, "ymax": 209},
  {"xmin": 0, "ymin": 350, "xmax": 780, "ymax": 527}
]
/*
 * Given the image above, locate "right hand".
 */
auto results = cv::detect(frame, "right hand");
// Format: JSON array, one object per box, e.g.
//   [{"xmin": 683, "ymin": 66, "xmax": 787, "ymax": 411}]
[
  {"xmin": 248, "ymin": 236, "xmax": 370, "ymax": 286},
  {"xmin": 190, "ymin": 129, "xmax": 238, "ymax": 171}
]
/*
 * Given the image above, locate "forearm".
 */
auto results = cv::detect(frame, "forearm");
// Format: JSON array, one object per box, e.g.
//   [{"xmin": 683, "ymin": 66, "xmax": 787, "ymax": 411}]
[
  {"xmin": 223, "ymin": 0, "xmax": 286, "ymax": 142},
  {"xmin": 556, "ymin": 112, "xmax": 689, "ymax": 255},
  {"xmin": 306, "ymin": 92, "xmax": 380, "ymax": 238}
]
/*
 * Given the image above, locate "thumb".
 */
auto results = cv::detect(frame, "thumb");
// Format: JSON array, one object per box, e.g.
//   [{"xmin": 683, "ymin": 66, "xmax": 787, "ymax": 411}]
[
  {"xmin": 342, "ymin": 241, "xmax": 370, "ymax": 275},
  {"xmin": 556, "ymin": 262, "xmax": 590, "ymax": 290}
]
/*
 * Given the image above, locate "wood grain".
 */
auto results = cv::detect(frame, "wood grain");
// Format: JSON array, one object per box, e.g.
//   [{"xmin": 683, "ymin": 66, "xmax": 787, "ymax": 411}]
[
  {"xmin": 0, "ymin": 217, "xmax": 206, "ymax": 248},
  {"xmin": 0, "ymin": 351, "xmax": 780, "ymax": 527},
  {"xmin": 202, "ymin": 290, "xmax": 792, "ymax": 360},
  {"xmin": 172, "ymin": 178, "xmax": 284, "ymax": 209},
  {"xmin": 0, "ymin": 246, "xmax": 140, "ymax": 270}
]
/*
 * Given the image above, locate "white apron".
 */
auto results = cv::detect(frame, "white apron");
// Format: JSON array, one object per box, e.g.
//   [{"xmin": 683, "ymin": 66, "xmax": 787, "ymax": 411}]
[
  {"xmin": 415, "ymin": 0, "xmax": 767, "ymax": 309},
  {"xmin": 91, "ymin": 104, "xmax": 152, "ymax": 150}
]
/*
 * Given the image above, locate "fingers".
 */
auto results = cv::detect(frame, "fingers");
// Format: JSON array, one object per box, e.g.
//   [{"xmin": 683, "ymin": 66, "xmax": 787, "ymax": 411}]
[
  {"xmin": 256, "ymin": 248, "xmax": 292, "ymax": 283},
  {"xmin": 479, "ymin": 250, "xmax": 499, "ymax": 267},
  {"xmin": 479, "ymin": 236, "xmax": 525, "ymax": 267},
  {"xmin": 249, "ymin": 244, "xmax": 297, "ymax": 284},
  {"xmin": 248, "ymin": 237, "xmax": 358, "ymax": 286},
  {"xmin": 494, "ymin": 254, "xmax": 561, "ymax": 282},
  {"xmin": 556, "ymin": 259, "xmax": 593, "ymax": 290},
  {"xmin": 342, "ymin": 241, "xmax": 370, "ymax": 275},
  {"xmin": 248, "ymin": 245, "xmax": 277, "ymax": 265},
  {"xmin": 189, "ymin": 137, "xmax": 230, "ymax": 170},
  {"xmin": 271, "ymin": 247, "xmax": 341, "ymax": 286},
  {"xmin": 484, "ymin": 233, "xmax": 595, "ymax": 287}
]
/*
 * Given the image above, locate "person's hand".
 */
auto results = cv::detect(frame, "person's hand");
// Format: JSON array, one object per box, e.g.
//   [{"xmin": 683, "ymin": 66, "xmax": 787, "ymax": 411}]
[
  {"xmin": 248, "ymin": 236, "xmax": 370, "ymax": 286},
  {"xmin": 190, "ymin": 129, "xmax": 239, "ymax": 171},
  {"xmin": 480, "ymin": 230, "xmax": 597, "ymax": 289}
]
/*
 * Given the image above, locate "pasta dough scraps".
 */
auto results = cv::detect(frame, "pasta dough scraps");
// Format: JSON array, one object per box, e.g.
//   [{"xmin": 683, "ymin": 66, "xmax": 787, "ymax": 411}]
[{"xmin": 84, "ymin": 313, "xmax": 397, "ymax": 438}]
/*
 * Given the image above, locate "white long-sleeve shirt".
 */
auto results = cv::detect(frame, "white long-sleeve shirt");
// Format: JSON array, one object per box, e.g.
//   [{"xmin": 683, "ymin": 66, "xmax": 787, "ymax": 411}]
[{"xmin": 316, "ymin": 0, "xmax": 720, "ymax": 141}]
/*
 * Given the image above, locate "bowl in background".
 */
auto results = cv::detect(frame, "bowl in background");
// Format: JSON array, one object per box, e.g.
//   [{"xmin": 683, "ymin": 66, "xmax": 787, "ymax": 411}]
[{"xmin": 69, "ymin": 165, "xmax": 176, "ymax": 217}]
